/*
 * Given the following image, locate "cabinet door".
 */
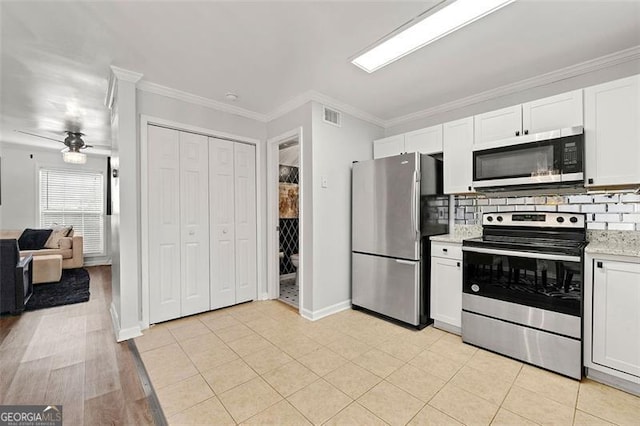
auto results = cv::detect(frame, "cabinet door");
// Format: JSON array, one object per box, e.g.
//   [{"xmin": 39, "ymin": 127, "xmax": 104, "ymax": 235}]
[
  {"xmin": 474, "ymin": 105, "xmax": 522, "ymax": 145},
  {"xmin": 373, "ymin": 135, "xmax": 405, "ymax": 159},
  {"xmin": 430, "ymin": 256, "xmax": 462, "ymax": 328},
  {"xmin": 234, "ymin": 143, "xmax": 257, "ymax": 304},
  {"xmin": 405, "ymin": 125, "xmax": 443, "ymax": 155},
  {"xmin": 592, "ymin": 260, "xmax": 640, "ymax": 377},
  {"xmin": 179, "ymin": 132, "xmax": 210, "ymax": 316},
  {"xmin": 148, "ymin": 125, "xmax": 181, "ymax": 323},
  {"xmin": 209, "ymin": 138, "xmax": 237, "ymax": 310},
  {"xmin": 585, "ymin": 75, "xmax": 640, "ymax": 187},
  {"xmin": 522, "ymin": 89, "xmax": 583, "ymax": 134},
  {"xmin": 443, "ymin": 117, "xmax": 474, "ymax": 194}
]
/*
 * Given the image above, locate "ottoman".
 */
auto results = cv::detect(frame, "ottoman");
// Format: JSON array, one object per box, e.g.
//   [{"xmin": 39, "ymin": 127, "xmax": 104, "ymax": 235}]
[{"xmin": 33, "ymin": 254, "xmax": 63, "ymax": 284}]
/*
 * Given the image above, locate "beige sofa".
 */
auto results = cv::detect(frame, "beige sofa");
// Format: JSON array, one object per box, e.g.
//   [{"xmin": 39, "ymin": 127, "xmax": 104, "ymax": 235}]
[{"xmin": 0, "ymin": 230, "xmax": 83, "ymax": 269}]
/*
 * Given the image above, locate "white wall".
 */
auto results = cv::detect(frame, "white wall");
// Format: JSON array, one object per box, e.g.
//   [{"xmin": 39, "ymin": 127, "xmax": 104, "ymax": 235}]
[
  {"xmin": 386, "ymin": 59, "xmax": 640, "ymax": 136},
  {"xmin": 310, "ymin": 102, "xmax": 383, "ymax": 313},
  {"xmin": 137, "ymin": 91, "xmax": 266, "ymax": 141},
  {"xmin": 267, "ymin": 102, "xmax": 313, "ymax": 312},
  {"xmin": 279, "ymin": 145, "xmax": 300, "ymax": 167},
  {"xmin": 0, "ymin": 142, "xmax": 111, "ymax": 262}
]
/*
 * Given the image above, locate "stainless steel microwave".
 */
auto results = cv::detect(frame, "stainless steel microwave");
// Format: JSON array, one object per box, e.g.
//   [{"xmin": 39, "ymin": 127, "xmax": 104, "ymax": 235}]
[{"xmin": 472, "ymin": 126, "xmax": 584, "ymax": 190}]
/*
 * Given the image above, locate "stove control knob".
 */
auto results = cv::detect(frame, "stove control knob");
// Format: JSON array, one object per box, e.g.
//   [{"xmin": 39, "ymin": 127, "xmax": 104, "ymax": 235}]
[
  {"xmin": 487, "ymin": 216, "xmax": 493, "ymax": 222},
  {"xmin": 471, "ymin": 284, "xmax": 480, "ymax": 293},
  {"xmin": 497, "ymin": 216, "xmax": 503, "ymax": 222},
  {"xmin": 557, "ymin": 217, "xmax": 565, "ymax": 223},
  {"xmin": 570, "ymin": 216, "xmax": 578, "ymax": 223}
]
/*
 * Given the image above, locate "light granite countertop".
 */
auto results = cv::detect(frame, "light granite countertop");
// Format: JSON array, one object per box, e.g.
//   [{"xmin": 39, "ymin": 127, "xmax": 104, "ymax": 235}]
[
  {"xmin": 430, "ymin": 224, "xmax": 482, "ymax": 244},
  {"xmin": 586, "ymin": 230, "xmax": 640, "ymax": 258}
]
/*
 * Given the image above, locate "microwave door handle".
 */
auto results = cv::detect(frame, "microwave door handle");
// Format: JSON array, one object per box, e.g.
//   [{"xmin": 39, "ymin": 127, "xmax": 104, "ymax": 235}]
[{"xmin": 462, "ymin": 246, "xmax": 581, "ymax": 263}]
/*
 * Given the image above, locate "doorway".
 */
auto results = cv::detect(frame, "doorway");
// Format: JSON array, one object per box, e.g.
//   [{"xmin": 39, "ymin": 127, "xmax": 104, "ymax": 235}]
[{"xmin": 267, "ymin": 128, "xmax": 303, "ymax": 312}]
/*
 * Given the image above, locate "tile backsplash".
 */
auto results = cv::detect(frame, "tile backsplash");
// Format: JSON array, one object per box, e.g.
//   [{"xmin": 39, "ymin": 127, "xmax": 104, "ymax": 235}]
[{"xmin": 455, "ymin": 193, "xmax": 640, "ymax": 231}]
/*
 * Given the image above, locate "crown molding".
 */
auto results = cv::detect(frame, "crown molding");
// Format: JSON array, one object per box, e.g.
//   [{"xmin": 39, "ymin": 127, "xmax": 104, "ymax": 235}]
[
  {"xmin": 110, "ymin": 65, "xmax": 144, "ymax": 83},
  {"xmin": 385, "ymin": 45, "xmax": 640, "ymax": 128},
  {"xmin": 266, "ymin": 90, "xmax": 386, "ymax": 127},
  {"xmin": 137, "ymin": 80, "xmax": 268, "ymax": 122}
]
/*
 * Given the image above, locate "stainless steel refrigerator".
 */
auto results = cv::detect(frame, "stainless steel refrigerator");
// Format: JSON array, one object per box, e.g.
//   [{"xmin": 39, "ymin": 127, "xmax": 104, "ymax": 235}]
[{"xmin": 351, "ymin": 152, "xmax": 448, "ymax": 328}]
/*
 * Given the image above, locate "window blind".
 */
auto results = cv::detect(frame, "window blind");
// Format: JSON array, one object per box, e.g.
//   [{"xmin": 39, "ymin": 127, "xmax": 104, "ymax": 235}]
[{"xmin": 39, "ymin": 168, "xmax": 105, "ymax": 255}]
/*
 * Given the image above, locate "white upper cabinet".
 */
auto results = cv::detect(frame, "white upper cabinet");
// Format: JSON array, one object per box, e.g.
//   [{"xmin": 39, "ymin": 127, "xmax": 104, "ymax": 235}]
[
  {"xmin": 474, "ymin": 105, "xmax": 522, "ymax": 145},
  {"xmin": 522, "ymin": 89, "xmax": 583, "ymax": 135},
  {"xmin": 584, "ymin": 75, "xmax": 640, "ymax": 187},
  {"xmin": 373, "ymin": 134, "xmax": 405, "ymax": 159},
  {"xmin": 404, "ymin": 124, "xmax": 443, "ymax": 155},
  {"xmin": 444, "ymin": 117, "xmax": 475, "ymax": 194},
  {"xmin": 474, "ymin": 90, "xmax": 583, "ymax": 146},
  {"xmin": 373, "ymin": 124, "xmax": 443, "ymax": 159}
]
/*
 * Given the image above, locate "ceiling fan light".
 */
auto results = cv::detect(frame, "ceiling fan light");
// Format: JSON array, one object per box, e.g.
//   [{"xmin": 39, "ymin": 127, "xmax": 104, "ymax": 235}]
[{"xmin": 63, "ymin": 150, "xmax": 87, "ymax": 164}]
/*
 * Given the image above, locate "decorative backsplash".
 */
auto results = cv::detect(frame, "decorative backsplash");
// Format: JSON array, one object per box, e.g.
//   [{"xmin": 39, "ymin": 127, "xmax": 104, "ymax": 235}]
[
  {"xmin": 279, "ymin": 165, "xmax": 299, "ymax": 275},
  {"xmin": 422, "ymin": 195, "xmax": 450, "ymax": 226},
  {"xmin": 455, "ymin": 193, "xmax": 640, "ymax": 231}
]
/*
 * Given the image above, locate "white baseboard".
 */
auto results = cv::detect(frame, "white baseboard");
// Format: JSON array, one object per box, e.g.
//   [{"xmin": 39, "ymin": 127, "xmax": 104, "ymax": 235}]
[
  {"xmin": 259, "ymin": 292, "xmax": 270, "ymax": 301},
  {"xmin": 433, "ymin": 320, "xmax": 461, "ymax": 336},
  {"xmin": 586, "ymin": 368, "xmax": 640, "ymax": 396},
  {"xmin": 300, "ymin": 299, "xmax": 352, "ymax": 321},
  {"xmin": 110, "ymin": 302, "xmax": 143, "ymax": 342}
]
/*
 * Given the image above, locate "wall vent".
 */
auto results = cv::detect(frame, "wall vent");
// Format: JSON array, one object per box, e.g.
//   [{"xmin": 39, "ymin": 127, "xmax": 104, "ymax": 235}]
[{"xmin": 323, "ymin": 106, "xmax": 341, "ymax": 127}]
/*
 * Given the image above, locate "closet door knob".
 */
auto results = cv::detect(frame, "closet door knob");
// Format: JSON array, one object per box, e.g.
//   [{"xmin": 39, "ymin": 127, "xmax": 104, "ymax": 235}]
[{"xmin": 223, "ymin": 229, "xmax": 228, "ymax": 234}]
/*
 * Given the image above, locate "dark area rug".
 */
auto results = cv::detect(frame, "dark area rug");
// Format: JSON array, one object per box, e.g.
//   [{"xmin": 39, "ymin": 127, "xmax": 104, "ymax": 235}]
[{"xmin": 25, "ymin": 268, "xmax": 90, "ymax": 311}]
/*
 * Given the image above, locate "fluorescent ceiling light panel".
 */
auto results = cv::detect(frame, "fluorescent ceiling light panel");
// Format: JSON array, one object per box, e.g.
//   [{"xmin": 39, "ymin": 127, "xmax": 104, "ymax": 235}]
[{"xmin": 352, "ymin": 0, "xmax": 516, "ymax": 73}]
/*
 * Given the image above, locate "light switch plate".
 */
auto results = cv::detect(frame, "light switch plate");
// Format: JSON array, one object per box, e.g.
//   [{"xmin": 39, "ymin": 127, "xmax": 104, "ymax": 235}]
[{"xmin": 321, "ymin": 176, "xmax": 328, "ymax": 188}]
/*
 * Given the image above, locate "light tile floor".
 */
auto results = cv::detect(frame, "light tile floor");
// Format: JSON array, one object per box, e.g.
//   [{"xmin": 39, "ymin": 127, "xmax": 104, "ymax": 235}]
[{"xmin": 135, "ymin": 301, "xmax": 640, "ymax": 425}]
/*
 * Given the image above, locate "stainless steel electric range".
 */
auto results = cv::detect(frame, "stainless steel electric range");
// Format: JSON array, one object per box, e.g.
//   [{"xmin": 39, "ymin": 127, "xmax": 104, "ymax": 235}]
[{"xmin": 462, "ymin": 211, "xmax": 587, "ymax": 379}]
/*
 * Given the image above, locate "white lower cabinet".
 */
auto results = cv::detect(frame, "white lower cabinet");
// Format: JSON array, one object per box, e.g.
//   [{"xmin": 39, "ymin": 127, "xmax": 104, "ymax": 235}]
[
  {"xmin": 430, "ymin": 241, "xmax": 463, "ymax": 333},
  {"xmin": 592, "ymin": 258, "xmax": 640, "ymax": 378}
]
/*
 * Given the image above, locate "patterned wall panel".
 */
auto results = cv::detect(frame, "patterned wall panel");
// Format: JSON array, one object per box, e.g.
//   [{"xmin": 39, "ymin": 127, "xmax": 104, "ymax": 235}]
[{"xmin": 279, "ymin": 165, "xmax": 299, "ymax": 275}]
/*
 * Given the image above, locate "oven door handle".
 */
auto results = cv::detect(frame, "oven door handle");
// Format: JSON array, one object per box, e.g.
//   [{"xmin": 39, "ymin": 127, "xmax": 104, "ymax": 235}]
[{"xmin": 462, "ymin": 246, "xmax": 581, "ymax": 263}]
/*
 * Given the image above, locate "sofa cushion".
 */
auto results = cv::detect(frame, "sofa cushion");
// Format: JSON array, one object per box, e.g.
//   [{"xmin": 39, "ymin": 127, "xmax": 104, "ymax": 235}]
[
  {"xmin": 58, "ymin": 237, "xmax": 72, "ymax": 250},
  {"xmin": 18, "ymin": 228, "xmax": 53, "ymax": 250},
  {"xmin": 44, "ymin": 225, "xmax": 73, "ymax": 249},
  {"xmin": 20, "ymin": 248, "xmax": 73, "ymax": 259}
]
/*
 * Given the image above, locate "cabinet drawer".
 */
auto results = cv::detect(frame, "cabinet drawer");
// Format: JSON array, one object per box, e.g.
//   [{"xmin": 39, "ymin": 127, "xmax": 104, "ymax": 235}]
[{"xmin": 431, "ymin": 242, "xmax": 462, "ymax": 260}]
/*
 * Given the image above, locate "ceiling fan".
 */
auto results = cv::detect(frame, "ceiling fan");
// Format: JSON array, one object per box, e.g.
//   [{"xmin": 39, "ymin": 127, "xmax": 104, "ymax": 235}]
[{"xmin": 16, "ymin": 130, "xmax": 106, "ymax": 164}]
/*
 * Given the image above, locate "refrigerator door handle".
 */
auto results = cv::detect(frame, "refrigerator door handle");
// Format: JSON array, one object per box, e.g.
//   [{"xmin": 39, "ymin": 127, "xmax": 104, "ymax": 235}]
[
  {"xmin": 395, "ymin": 259, "xmax": 417, "ymax": 265},
  {"xmin": 411, "ymin": 170, "xmax": 419, "ymax": 238}
]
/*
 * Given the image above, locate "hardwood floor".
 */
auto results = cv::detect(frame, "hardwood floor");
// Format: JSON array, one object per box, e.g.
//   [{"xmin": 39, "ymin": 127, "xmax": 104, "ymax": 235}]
[{"xmin": 0, "ymin": 266, "xmax": 157, "ymax": 425}]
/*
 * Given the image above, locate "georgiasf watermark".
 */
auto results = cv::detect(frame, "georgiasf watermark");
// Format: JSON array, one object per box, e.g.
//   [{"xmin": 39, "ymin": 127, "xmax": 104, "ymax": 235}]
[{"xmin": 0, "ymin": 405, "xmax": 62, "ymax": 426}]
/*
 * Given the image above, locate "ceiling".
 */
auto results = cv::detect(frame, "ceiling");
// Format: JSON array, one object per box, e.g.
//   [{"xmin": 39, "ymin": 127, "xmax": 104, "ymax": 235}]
[{"xmin": 1, "ymin": 1, "xmax": 639, "ymax": 149}]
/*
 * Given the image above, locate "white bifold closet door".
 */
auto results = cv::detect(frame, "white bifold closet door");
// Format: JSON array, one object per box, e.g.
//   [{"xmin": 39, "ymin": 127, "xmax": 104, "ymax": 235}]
[
  {"xmin": 210, "ymin": 138, "xmax": 257, "ymax": 310},
  {"xmin": 148, "ymin": 126, "xmax": 210, "ymax": 323}
]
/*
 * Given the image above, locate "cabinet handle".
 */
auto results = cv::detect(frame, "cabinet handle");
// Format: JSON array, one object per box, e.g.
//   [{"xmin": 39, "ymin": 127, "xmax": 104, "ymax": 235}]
[
  {"xmin": 588, "ymin": 178, "xmax": 594, "ymax": 184},
  {"xmin": 468, "ymin": 186, "xmax": 472, "ymax": 191},
  {"xmin": 524, "ymin": 129, "xmax": 529, "ymax": 135},
  {"xmin": 457, "ymin": 262, "xmax": 461, "ymax": 267},
  {"xmin": 442, "ymin": 248, "xmax": 448, "ymax": 252},
  {"xmin": 515, "ymin": 130, "xmax": 520, "ymax": 136},
  {"xmin": 597, "ymin": 261, "xmax": 603, "ymax": 269}
]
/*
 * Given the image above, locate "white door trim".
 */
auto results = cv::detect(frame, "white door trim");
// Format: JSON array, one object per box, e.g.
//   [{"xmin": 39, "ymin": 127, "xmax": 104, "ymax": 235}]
[
  {"xmin": 140, "ymin": 114, "xmax": 263, "ymax": 329},
  {"xmin": 267, "ymin": 127, "xmax": 304, "ymax": 314}
]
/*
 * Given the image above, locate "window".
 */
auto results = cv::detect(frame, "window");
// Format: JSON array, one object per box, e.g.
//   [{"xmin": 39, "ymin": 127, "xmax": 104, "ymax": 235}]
[{"xmin": 39, "ymin": 168, "xmax": 105, "ymax": 255}]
